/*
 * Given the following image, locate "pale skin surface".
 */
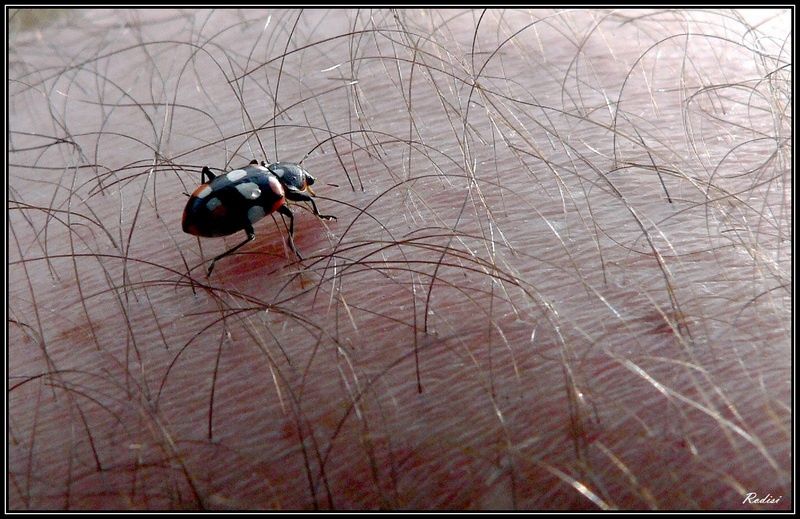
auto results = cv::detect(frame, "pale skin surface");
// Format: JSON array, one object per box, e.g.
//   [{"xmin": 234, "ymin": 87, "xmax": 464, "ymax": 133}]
[{"xmin": 8, "ymin": 9, "xmax": 790, "ymax": 510}]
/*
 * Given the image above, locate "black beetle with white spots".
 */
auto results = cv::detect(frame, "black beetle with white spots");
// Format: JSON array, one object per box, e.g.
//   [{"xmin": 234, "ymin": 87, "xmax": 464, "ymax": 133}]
[{"xmin": 182, "ymin": 160, "xmax": 336, "ymax": 276}]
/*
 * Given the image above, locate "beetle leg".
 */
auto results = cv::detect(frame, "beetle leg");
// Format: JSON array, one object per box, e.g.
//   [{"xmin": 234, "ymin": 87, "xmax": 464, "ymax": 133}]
[
  {"xmin": 288, "ymin": 192, "xmax": 337, "ymax": 220},
  {"xmin": 307, "ymin": 197, "xmax": 337, "ymax": 220},
  {"xmin": 202, "ymin": 166, "xmax": 216, "ymax": 183},
  {"xmin": 278, "ymin": 205, "xmax": 304, "ymax": 260},
  {"xmin": 206, "ymin": 225, "xmax": 255, "ymax": 277}
]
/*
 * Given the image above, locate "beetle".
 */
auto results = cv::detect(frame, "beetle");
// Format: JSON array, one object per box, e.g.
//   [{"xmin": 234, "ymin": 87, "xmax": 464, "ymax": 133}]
[{"xmin": 182, "ymin": 160, "xmax": 336, "ymax": 276}]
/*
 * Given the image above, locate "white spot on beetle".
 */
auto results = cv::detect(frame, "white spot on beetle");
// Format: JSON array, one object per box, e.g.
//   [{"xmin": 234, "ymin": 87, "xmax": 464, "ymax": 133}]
[
  {"xmin": 227, "ymin": 169, "xmax": 247, "ymax": 182},
  {"xmin": 235, "ymin": 182, "xmax": 261, "ymax": 200},
  {"xmin": 248, "ymin": 206, "xmax": 266, "ymax": 223},
  {"xmin": 268, "ymin": 175, "xmax": 283, "ymax": 195},
  {"xmin": 206, "ymin": 197, "xmax": 221, "ymax": 211}
]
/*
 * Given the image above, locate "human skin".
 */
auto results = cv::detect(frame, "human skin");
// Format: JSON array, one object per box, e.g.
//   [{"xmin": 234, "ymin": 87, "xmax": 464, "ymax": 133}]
[{"xmin": 8, "ymin": 8, "xmax": 791, "ymax": 510}]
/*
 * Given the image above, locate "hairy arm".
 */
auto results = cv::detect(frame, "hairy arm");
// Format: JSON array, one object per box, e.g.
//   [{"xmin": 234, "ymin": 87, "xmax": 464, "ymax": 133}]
[{"xmin": 9, "ymin": 8, "xmax": 790, "ymax": 510}]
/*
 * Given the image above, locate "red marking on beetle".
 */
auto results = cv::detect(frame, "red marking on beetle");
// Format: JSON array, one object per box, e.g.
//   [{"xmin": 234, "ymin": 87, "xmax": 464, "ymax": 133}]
[
  {"xmin": 267, "ymin": 176, "xmax": 287, "ymax": 213},
  {"xmin": 211, "ymin": 203, "xmax": 227, "ymax": 217},
  {"xmin": 181, "ymin": 207, "xmax": 196, "ymax": 233},
  {"xmin": 191, "ymin": 183, "xmax": 210, "ymax": 197}
]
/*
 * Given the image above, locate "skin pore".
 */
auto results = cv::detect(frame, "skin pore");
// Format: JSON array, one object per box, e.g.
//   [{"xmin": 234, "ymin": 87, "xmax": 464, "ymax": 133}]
[{"xmin": 8, "ymin": 9, "xmax": 790, "ymax": 510}]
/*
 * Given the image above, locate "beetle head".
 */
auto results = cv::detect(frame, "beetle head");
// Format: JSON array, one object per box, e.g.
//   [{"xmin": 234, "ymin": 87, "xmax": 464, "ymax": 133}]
[{"xmin": 266, "ymin": 161, "xmax": 317, "ymax": 195}]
